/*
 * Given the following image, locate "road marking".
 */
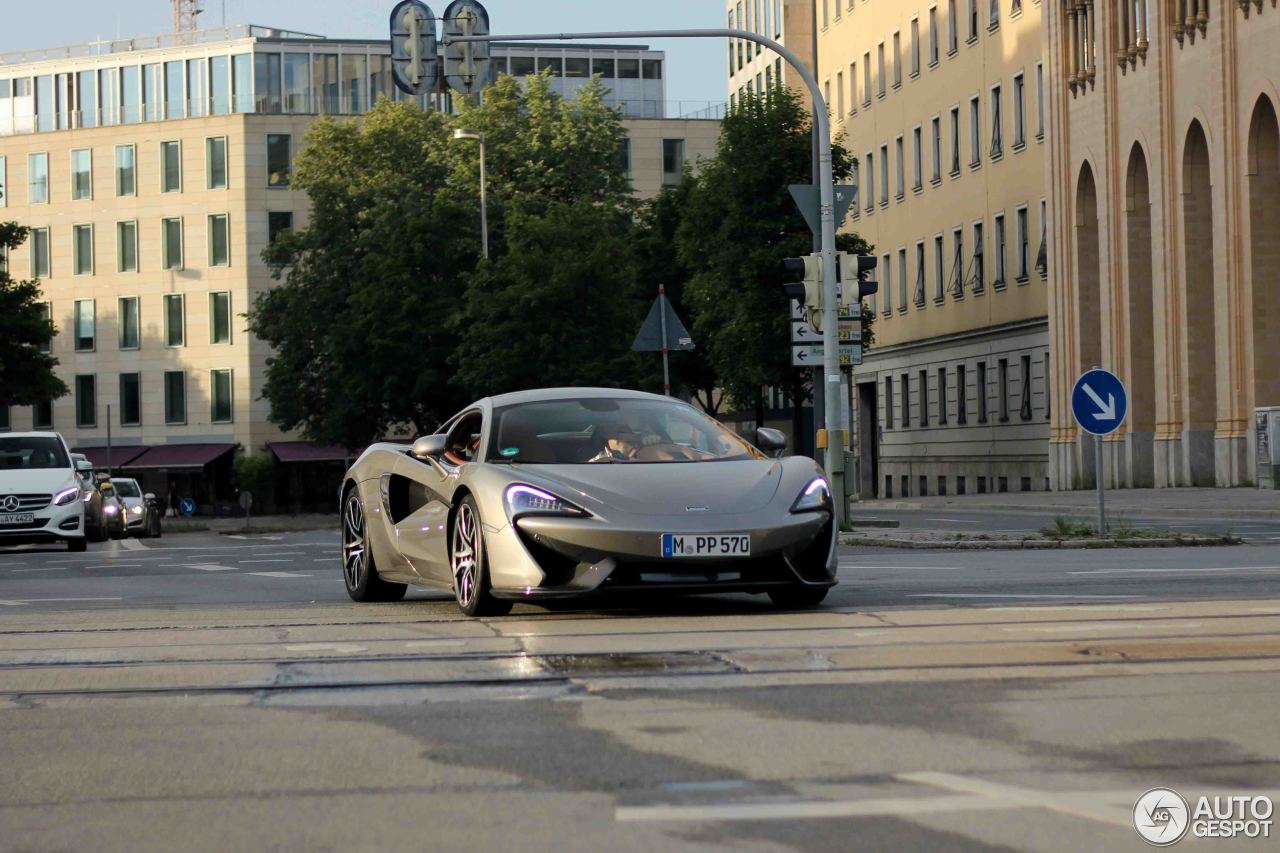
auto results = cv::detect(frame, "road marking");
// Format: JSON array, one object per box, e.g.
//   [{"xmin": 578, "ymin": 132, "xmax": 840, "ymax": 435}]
[
  {"xmin": 839, "ymin": 564, "xmax": 961, "ymax": 571},
  {"xmin": 616, "ymin": 794, "xmax": 1009, "ymax": 823},
  {"xmin": 908, "ymin": 593, "xmax": 1142, "ymax": 600},
  {"xmin": 1003, "ymin": 621, "xmax": 1202, "ymax": 634},
  {"xmin": 898, "ymin": 772, "xmax": 1132, "ymax": 829},
  {"xmin": 10, "ymin": 567, "xmax": 67, "ymax": 573},
  {"xmin": 924, "ymin": 518, "xmax": 980, "ymax": 524},
  {"xmin": 239, "ymin": 559, "xmax": 293, "ymax": 564},
  {"xmin": 185, "ymin": 564, "xmax": 240, "ymax": 572},
  {"xmin": 248, "ymin": 571, "xmax": 311, "ymax": 578},
  {"xmin": 0, "ymin": 597, "xmax": 123, "ymax": 606},
  {"xmin": 119, "ymin": 538, "xmax": 148, "ymax": 551},
  {"xmin": 284, "ymin": 643, "xmax": 368, "ymax": 654},
  {"xmin": 83, "ymin": 563, "xmax": 143, "ymax": 570},
  {"xmin": 1069, "ymin": 566, "xmax": 1280, "ymax": 576}
]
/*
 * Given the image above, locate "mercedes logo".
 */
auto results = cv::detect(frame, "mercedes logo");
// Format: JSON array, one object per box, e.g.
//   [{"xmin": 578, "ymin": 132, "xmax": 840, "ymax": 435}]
[{"xmin": 0, "ymin": 495, "xmax": 19, "ymax": 512}]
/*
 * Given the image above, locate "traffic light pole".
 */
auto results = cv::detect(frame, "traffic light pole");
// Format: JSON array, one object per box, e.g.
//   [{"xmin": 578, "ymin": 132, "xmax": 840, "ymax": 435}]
[{"xmin": 444, "ymin": 28, "xmax": 846, "ymax": 525}]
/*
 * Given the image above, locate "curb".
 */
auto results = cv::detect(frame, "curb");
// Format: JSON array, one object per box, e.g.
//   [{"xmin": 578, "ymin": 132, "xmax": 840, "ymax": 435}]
[{"xmin": 839, "ymin": 535, "xmax": 1240, "ymax": 550}]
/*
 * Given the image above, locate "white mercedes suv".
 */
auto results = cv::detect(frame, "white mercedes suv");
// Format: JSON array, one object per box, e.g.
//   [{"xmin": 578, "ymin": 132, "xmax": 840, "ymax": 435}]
[{"xmin": 0, "ymin": 432, "xmax": 87, "ymax": 552}]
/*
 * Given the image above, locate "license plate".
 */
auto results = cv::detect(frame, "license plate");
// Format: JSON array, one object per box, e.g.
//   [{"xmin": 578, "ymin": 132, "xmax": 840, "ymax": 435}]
[
  {"xmin": 661, "ymin": 534, "xmax": 751, "ymax": 558},
  {"xmin": 0, "ymin": 513, "xmax": 35, "ymax": 525}
]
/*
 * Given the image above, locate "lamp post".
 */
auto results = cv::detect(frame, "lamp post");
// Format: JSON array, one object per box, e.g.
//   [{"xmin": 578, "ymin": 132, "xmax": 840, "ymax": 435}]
[{"xmin": 453, "ymin": 128, "xmax": 488, "ymax": 259}]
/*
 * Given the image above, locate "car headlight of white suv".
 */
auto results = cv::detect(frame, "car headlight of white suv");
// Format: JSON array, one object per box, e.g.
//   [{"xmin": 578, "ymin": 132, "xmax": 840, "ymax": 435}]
[{"xmin": 53, "ymin": 486, "xmax": 81, "ymax": 506}]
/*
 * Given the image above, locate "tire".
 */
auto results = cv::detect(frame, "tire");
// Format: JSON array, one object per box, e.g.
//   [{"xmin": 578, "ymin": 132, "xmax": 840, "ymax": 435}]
[
  {"xmin": 342, "ymin": 488, "xmax": 406, "ymax": 603},
  {"xmin": 67, "ymin": 537, "xmax": 87, "ymax": 553},
  {"xmin": 450, "ymin": 495, "xmax": 512, "ymax": 618},
  {"xmin": 768, "ymin": 585, "xmax": 829, "ymax": 609}
]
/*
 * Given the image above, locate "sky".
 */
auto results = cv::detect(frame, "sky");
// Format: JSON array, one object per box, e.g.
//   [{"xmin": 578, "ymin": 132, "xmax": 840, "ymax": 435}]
[{"xmin": 0, "ymin": 0, "xmax": 727, "ymax": 106}]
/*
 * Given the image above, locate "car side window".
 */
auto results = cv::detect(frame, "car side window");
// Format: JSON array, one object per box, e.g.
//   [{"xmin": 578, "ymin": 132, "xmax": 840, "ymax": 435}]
[{"xmin": 445, "ymin": 412, "xmax": 485, "ymax": 465}]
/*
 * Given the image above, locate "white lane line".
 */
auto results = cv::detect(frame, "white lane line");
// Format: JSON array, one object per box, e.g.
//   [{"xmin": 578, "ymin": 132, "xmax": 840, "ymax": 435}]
[
  {"xmin": 924, "ymin": 518, "xmax": 981, "ymax": 524},
  {"xmin": 239, "ymin": 559, "xmax": 294, "ymax": 564},
  {"xmin": 248, "ymin": 571, "xmax": 312, "ymax": 578},
  {"xmin": 616, "ymin": 794, "xmax": 1010, "ymax": 823},
  {"xmin": 839, "ymin": 564, "xmax": 961, "ymax": 571},
  {"xmin": 10, "ymin": 567, "xmax": 67, "ymax": 573},
  {"xmin": 119, "ymin": 538, "xmax": 148, "ymax": 551},
  {"xmin": 908, "ymin": 593, "xmax": 1142, "ymax": 600},
  {"xmin": 82, "ymin": 563, "xmax": 143, "ymax": 570},
  {"xmin": 0, "ymin": 597, "xmax": 124, "ymax": 606},
  {"xmin": 899, "ymin": 772, "xmax": 1132, "ymax": 829},
  {"xmin": 184, "ymin": 564, "xmax": 240, "ymax": 572},
  {"xmin": 1069, "ymin": 566, "xmax": 1280, "ymax": 576}
]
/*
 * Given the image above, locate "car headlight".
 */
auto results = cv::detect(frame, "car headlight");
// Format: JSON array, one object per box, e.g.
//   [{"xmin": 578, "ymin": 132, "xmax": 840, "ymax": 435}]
[
  {"xmin": 82, "ymin": 490, "xmax": 94, "ymax": 502},
  {"xmin": 54, "ymin": 486, "xmax": 81, "ymax": 506},
  {"xmin": 130, "ymin": 505, "xmax": 143, "ymax": 515},
  {"xmin": 104, "ymin": 504, "xmax": 119, "ymax": 515},
  {"xmin": 790, "ymin": 477, "xmax": 833, "ymax": 513},
  {"xmin": 504, "ymin": 484, "xmax": 587, "ymax": 520}
]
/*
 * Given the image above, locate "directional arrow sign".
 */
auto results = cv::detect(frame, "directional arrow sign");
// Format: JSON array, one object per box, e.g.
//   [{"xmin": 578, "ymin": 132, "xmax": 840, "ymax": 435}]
[
  {"xmin": 792, "ymin": 344, "xmax": 862, "ymax": 368},
  {"xmin": 1070, "ymin": 368, "xmax": 1128, "ymax": 436}
]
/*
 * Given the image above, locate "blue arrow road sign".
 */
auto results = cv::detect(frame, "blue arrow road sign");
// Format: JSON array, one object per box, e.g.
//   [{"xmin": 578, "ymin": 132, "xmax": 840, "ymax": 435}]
[{"xmin": 1071, "ymin": 368, "xmax": 1128, "ymax": 436}]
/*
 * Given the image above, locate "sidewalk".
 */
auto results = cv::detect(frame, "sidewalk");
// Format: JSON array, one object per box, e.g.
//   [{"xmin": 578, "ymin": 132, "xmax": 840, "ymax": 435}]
[
  {"xmin": 852, "ymin": 487, "xmax": 1280, "ymax": 519},
  {"xmin": 162, "ymin": 513, "xmax": 335, "ymax": 534}
]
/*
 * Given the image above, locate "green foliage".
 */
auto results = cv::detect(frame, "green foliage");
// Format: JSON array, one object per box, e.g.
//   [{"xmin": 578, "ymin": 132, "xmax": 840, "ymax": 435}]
[
  {"xmin": 0, "ymin": 221, "xmax": 67, "ymax": 407},
  {"xmin": 233, "ymin": 453, "xmax": 275, "ymax": 500}
]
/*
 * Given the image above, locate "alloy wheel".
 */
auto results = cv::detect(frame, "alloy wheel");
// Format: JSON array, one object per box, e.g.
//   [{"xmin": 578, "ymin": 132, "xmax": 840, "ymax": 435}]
[
  {"xmin": 342, "ymin": 493, "xmax": 366, "ymax": 590},
  {"xmin": 452, "ymin": 503, "xmax": 479, "ymax": 609}
]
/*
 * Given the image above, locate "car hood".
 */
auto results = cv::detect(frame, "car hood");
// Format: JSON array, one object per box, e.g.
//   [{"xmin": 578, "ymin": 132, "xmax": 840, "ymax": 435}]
[
  {"xmin": 508, "ymin": 460, "xmax": 785, "ymax": 516},
  {"xmin": 0, "ymin": 469, "xmax": 78, "ymax": 494}
]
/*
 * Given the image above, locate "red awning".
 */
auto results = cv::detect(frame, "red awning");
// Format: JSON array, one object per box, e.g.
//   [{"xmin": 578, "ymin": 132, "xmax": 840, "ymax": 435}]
[
  {"xmin": 268, "ymin": 442, "xmax": 360, "ymax": 463},
  {"xmin": 125, "ymin": 443, "xmax": 236, "ymax": 470},
  {"xmin": 73, "ymin": 445, "xmax": 150, "ymax": 469}
]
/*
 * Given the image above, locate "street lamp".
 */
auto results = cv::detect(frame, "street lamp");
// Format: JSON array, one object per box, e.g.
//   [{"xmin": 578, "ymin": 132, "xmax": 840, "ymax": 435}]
[{"xmin": 453, "ymin": 128, "xmax": 488, "ymax": 259}]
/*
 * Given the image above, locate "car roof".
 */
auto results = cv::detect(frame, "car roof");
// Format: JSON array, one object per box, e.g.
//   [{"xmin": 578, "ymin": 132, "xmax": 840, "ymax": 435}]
[
  {"xmin": 2, "ymin": 431, "xmax": 66, "ymax": 440},
  {"xmin": 482, "ymin": 387, "xmax": 673, "ymax": 409}
]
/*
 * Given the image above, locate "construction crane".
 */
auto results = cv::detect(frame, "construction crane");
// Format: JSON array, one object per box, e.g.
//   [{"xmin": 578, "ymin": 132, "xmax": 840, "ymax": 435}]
[{"xmin": 173, "ymin": 0, "xmax": 201, "ymax": 34}]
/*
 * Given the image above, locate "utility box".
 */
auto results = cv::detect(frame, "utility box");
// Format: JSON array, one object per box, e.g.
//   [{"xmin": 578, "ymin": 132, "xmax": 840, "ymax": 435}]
[{"xmin": 1256, "ymin": 407, "xmax": 1280, "ymax": 489}]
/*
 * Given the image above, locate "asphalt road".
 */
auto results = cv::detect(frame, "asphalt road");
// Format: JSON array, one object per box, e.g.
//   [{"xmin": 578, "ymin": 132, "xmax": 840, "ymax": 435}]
[{"xmin": 2, "ymin": 532, "xmax": 1279, "ymax": 851}]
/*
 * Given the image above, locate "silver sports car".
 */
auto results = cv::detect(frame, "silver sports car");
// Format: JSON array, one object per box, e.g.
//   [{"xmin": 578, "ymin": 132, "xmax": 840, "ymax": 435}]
[{"xmin": 339, "ymin": 388, "xmax": 836, "ymax": 616}]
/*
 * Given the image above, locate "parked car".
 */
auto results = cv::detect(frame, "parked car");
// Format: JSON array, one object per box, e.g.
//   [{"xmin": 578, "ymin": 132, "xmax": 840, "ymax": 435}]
[
  {"xmin": 0, "ymin": 432, "xmax": 88, "ymax": 552},
  {"xmin": 96, "ymin": 480, "xmax": 127, "ymax": 540},
  {"xmin": 109, "ymin": 478, "xmax": 162, "ymax": 538}
]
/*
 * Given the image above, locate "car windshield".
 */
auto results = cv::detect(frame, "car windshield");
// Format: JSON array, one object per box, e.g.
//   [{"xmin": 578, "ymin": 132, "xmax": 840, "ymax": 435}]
[
  {"xmin": 111, "ymin": 480, "xmax": 141, "ymax": 498},
  {"xmin": 0, "ymin": 436, "xmax": 70, "ymax": 470},
  {"xmin": 490, "ymin": 397, "xmax": 764, "ymax": 464}
]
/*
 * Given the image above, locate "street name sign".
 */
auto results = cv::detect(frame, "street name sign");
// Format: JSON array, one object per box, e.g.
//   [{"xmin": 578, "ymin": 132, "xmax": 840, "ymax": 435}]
[
  {"xmin": 792, "ymin": 344, "xmax": 861, "ymax": 367},
  {"xmin": 1071, "ymin": 368, "xmax": 1128, "ymax": 436}
]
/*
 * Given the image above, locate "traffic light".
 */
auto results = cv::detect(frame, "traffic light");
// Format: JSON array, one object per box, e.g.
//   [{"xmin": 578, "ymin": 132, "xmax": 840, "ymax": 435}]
[
  {"xmin": 838, "ymin": 253, "xmax": 879, "ymax": 307},
  {"xmin": 782, "ymin": 254, "xmax": 824, "ymax": 332}
]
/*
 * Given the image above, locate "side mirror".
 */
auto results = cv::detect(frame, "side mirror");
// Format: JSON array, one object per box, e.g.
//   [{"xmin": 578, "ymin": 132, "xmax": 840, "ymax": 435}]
[
  {"xmin": 756, "ymin": 427, "xmax": 787, "ymax": 457},
  {"xmin": 410, "ymin": 434, "xmax": 449, "ymax": 461},
  {"xmin": 76, "ymin": 459, "xmax": 93, "ymax": 472}
]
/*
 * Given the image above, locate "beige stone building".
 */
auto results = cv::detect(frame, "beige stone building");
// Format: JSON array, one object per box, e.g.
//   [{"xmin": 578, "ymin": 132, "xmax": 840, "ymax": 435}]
[
  {"xmin": 0, "ymin": 26, "xmax": 719, "ymax": 510},
  {"xmin": 812, "ymin": 0, "xmax": 1054, "ymax": 498},
  {"xmin": 727, "ymin": 0, "xmax": 816, "ymax": 110},
  {"xmin": 1044, "ymin": 1, "xmax": 1280, "ymax": 488}
]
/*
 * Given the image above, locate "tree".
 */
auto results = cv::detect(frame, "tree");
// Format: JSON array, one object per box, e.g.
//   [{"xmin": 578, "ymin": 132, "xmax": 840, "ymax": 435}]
[
  {"xmin": 673, "ymin": 90, "xmax": 871, "ymax": 424},
  {"xmin": 0, "ymin": 221, "xmax": 66, "ymax": 407}
]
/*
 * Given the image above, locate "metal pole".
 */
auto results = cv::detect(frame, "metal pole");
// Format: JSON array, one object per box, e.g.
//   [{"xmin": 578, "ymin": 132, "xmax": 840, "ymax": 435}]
[
  {"xmin": 809, "ymin": 0, "xmax": 824, "ymax": 472},
  {"xmin": 446, "ymin": 28, "xmax": 845, "ymax": 526},
  {"xmin": 658, "ymin": 284, "xmax": 671, "ymax": 396},
  {"xmin": 106, "ymin": 403, "xmax": 112, "ymax": 476},
  {"xmin": 1095, "ymin": 434, "xmax": 1105, "ymax": 534},
  {"xmin": 478, "ymin": 135, "xmax": 489, "ymax": 260}
]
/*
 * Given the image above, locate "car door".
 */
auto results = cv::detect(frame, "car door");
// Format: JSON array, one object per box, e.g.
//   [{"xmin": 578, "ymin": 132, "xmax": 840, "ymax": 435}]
[{"xmin": 386, "ymin": 410, "xmax": 485, "ymax": 585}]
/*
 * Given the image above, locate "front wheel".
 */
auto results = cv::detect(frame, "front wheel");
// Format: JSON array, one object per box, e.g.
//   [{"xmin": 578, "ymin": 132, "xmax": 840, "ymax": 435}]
[
  {"xmin": 768, "ymin": 585, "xmax": 829, "ymax": 609},
  {"xmin": 342, "ymin": 489, "xmax": 406, "ymax": 603},
  {"xmin": 451, "ymin": 496, "xmax": 512, "ymax": 618}
]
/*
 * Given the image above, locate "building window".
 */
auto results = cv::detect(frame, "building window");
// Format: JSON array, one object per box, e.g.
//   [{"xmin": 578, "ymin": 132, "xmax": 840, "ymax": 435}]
[
  {"xmin": 972, "ymin": 221, "xmax": 984, "ymax": 291},
  {"xmin": 210, "ymin": 292, "xmax": 232, "ymax": 344},
  {"xmin": 115, "ymin": 145, "xmax": 135, "ymax": 196},
  {"xmin": 72, "ymin": 224, "xmax": 93, "ymax": 275},
  {"xmin": 931, "ymin": 116, "xmax": 942, "ymax": 182},
  {"xmin": 33, "ymin": 400, "xmax": 53, "ymax": 430},
  {"xmin": 877, "ymin": 43, "xmax": 886, "ymax": 97},
  {"xmin": 952, "ymin": 228, "xmax": 965, "ymax": 297},
  {"xmin": 211, "ymin": 369, "xmax": 234, "ymax": 423},
  {"xmin": 848, "ymin": 61, "xmax": 857, "ymax": 112},
  {"xmin": 1035, "ymin": 62, "xmax": 1045, "ymax": 139},
  {"xmin": 119, "ymin": 373, "xmax": 141, "ymax": 426},
  {"xmin": 835, "ymin": 72, "xmax": 845, "ymax": 118},
  {"xmin": 0, "ymin": 156, "xmax": 5, "ymax": 210},
  {"xmin": 949, "ymin": 106, "xmax": 961, "ymax": 175},
  {"xmin": 28, "ymin": 153, "xmax": 48, "ymax": 204},
  {"xmin": 915, "ymin": 241, "xmax": 927, "ymax": 306},
  {"xmin": 898, "ymin": 248, "xmax": 908, "ymax": 311},
  {"xmin": 75, "ymin": 375, "xmax": 96, "ymax": 428},
  {"xmin": 161, "ymin": 141, "xmax": 181, "ymax": 192},
  {"xmin": 865, "ymin": 151, "xmax": 874, "ymax": 211},
  {"xmin": 948, "ymin": 0, "xmax": 959, "ymax": 53},
  {"xmin": 989, "ymin": 0, "xmax": 1000, "ymax": 28},
  {"xmin": 881, "ymin": 254, "xmax": 893, "ymax": 315},
  {"xmin": 919, "ymin": 369, "xmax": 930, "ymax": 426},
  {"xmin": 885, "ymin": 375, "xmax": 895, "ymax": 429},
  {"xmin": 977, "ymin": 361, "xmax": 989, "ymax": 423},
  {"xmin": 968, "ymin": 0, "xmax": 979, "ymax": 40},
  {"xmin": 957, "ymin": 364, "xmax": 968, "ymax": 424},
  {"xmin": 879, "ymin": 144, "xmax": 889, "ymax": 206},
  {"xmin": 895, "ymin": 136, "xmax": 905, "ymax": 199},
  {"xmin": 990, "ymin": 84, "xmax": 1003, "ymax": 159},
  {"xmin": 267, "ymin": 134, "xmax": 292, "ymax": 188},
  {"xmin": 1020, "ymin": 354, "xmax": 1034, "ymax": 421},
  {"xmin": 1016, "ymin": 206, "xmax": 1030, "ymax": 281},
  {"xmin": 893, "ymin": 32, "xmax": 902, "ymax": 88},
  {"xmin": 862, "ymin": 53, "xmax": 871, "ymax": 106},
  {"xmin": 994, "ymin": 213, "xmax": 1007, "ymax": 288},
  {"xmin": 73, "ymin": 299, "xmax": 95, "ymax": 352},
  {"xmin": 938, "ymin": 367, "xmax": 949, "ymax": 424},
  {"xmin": 268, "ymin": 211, "xmax": 293, "ymax": 245},
  {"xmin": 1037, "ymin": 198, "xmax": 1048, "ymax": 278},
  {"xmin": 910, "ymin": 18, "xmax": 921, "ymax": 76},
  {"xmin": 911, "ymin": 126, "xmax": 923, "ymax": 191},
  {"xmin": 929, "ymin": 6, "xmax": 940, "ymax": 65},
  {"xmin": 207, "ymin": 137, "xmax": 228, "ymax": 189},
  {"xmin": 969, "ymin": 95, "xmax": 982, "ymax": 167},
  {"xmin": 1045, "ymin": 351, "xmax": 1052, "ymax": 420},
  {"xmin": 117, "ymin": 221, "xmax": 137, "ymax": 273},
  {"xmin": 71, "ymin": 149, "xmax": 92, "ymax": 200},
  {"xmin": 163, "ymin": 293, "xmax": 185, "ymax": 347},
  {"xmin": 162, "ymin": 218, "xmax": 183, "ymax": 270},
  {"xmin": 1013, "ymin": 72, "xmax": 1026, "ymax": 148},
  {"xmin": 164, "ymin": 371, "xmax": 186, "ymax": 425},
  {"xmin": 662, "ymin": 139, "xmax": 685, "ymax": 186},
  {"xmin": 36, "ymin": 302, "xmax": 51, "ymax": 354},
  {"xmin": 998, "ymin": 358, "xmax": 1010, "ymax": 421},
  {"xmin": 933, "ymin": 234, "xmax": 945, "ymax": 301},
  {"xmin": 118, "ymin": 296, "xmax": 139, "ymax": 350},
  {"xmin": 208, "ymin": 214, "xmax": 230, "ymax": 267},
  {"xmin": 29, "ymin": 226, "xmax": 50, "ymax": 277},
  {"xmin": 901, "ymin": 372, "xmax": 910, "ymax": 426}
]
